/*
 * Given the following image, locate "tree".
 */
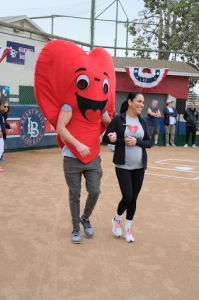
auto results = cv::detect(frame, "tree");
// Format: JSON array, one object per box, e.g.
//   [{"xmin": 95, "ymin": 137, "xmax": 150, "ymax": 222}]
[{"xmin": 128, "ymin": 0, "xmax": 199, "ymax": 69}]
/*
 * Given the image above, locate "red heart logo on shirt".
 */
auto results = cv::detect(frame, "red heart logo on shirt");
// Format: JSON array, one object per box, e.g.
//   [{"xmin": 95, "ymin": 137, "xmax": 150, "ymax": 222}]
[
  {"xmin": 85, "ymin": 109, "xmax": 102, "ymax": 122},
  {"xmin": 128, "ymin": 125, "xmax": 138, "ymax": 134}
]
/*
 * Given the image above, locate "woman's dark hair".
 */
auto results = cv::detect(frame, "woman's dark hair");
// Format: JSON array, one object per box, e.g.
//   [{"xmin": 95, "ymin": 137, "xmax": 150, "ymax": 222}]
[
  {"xmin": 120, "ymin": 91, "xmax": 143, "ymax": 114},
  {"xmin": 3, "ymin": 101, "xmax": 10, "ymax": 115}
]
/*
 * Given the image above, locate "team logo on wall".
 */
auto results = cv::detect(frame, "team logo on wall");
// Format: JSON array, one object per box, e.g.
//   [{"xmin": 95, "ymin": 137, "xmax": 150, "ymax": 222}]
[{"xmin": 19, "ymin": 108, "xmax": 45, "ymax": 145}]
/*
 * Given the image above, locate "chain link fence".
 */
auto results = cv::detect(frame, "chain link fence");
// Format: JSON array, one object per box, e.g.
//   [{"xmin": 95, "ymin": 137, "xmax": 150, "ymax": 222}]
[{"xmin": 0, "ymin": 16, "xmax": 199, "ymax": 110}]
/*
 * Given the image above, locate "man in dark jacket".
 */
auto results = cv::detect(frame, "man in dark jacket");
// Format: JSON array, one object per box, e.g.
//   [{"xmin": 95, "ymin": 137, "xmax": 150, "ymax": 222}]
[{"xmin": 183, "ymin": 102, "xmax": 198, "ymax": 148}]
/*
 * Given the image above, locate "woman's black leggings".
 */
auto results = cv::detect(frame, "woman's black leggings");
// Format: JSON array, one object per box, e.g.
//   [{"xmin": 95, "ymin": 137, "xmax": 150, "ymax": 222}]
[{"xmin": 115, "ymin": 167, "xmax": 145, "ymax": 221}]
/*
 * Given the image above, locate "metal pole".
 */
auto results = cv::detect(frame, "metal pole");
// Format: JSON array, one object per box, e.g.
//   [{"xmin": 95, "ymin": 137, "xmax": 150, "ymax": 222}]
[
  {"xmin": 114, "ymin": 0, "xmax": 119, "ymax": 57},
  {"xmin": 95, "ymin": 0, "xmax": 116, "ymax": 19},
  {"xmin": 126, "ymin": 18, "xmax": 129, "ymax": 57},
  {"xmin": 51, "ymin": 15, "xmax": 54, "ymax": 34},
  {"xmin": 90, "ymin": 0, "xmax": 95, "ymax": 51}
]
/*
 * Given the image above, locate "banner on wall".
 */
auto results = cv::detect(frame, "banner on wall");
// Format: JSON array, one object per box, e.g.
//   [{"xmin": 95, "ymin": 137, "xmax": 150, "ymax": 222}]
[
  {"xmin": 5, "ymin": 105, "xmax": 57, "ymax": 150},
  {"xmin": 6, "ymin": 41, "xmax": 35, "ymax": 65},
  {"xmin": 125, "ymin": 67, "xmax": 169, "ymax": 92}
]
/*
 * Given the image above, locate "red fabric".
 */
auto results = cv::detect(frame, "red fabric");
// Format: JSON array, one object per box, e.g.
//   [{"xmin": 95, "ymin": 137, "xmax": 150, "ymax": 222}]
[
  {"xmin": 34, "ymin": 40, "xmax": 115, "ymax": 163},
  {"xmin": 142, "ymin": 68, "xmax": 152, "ymax": 74},
  {"xmin": 116, "ymin": 72, "xmax": 189, "ymax": 99},
  {"xmin": 0, "ymin": 47, "xmax": 11, "ymax": 63}
]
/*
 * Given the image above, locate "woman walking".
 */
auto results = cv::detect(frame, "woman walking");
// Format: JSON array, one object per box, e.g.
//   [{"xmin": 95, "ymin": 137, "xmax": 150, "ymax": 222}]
[{"xmin": 103, "ymin": 91, "xmax": 152, "ymax": 242}]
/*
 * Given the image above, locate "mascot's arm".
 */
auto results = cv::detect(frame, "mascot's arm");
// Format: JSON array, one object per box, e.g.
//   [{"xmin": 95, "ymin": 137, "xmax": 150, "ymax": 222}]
[
  {"xmin": 101, "ymin": 115, "xmax": 111, "ymax": 128},
  {"xmin": 56, "ymin": 110, "xmax": 90, "ymax": 158},
  {"xmin": 101, "ymin": 115, "xmax": 117, "ymax": 143}
]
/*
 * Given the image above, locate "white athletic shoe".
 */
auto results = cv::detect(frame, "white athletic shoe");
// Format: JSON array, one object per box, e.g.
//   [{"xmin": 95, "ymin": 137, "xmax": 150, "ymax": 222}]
[
  {"xmin": 192, "ymin": 144, "xmax": 197, "ymax": 148},
  {"xmin": 166, "ymin": 144, "xmax": 170, "ymax": 147},
  {"xmin": 112, "ymin": 217, "xmax": 122, "ymax": 237},
  {"xmin": 171, "ymin": 144, "xmax": 176, "ymax": 147},
  {"xmin": 184, "ymin": 144, "xmax": 188, "ymax": 148},
  {"xmin": 123, "ymin": 229, "xmax": 134, "ymax": 243}
]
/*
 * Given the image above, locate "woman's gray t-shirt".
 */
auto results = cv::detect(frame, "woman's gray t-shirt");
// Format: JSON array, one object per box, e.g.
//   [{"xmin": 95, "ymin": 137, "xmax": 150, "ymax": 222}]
[{"xmin": 115, "ymin": 115, "xmax": 144, "ymax": 170}]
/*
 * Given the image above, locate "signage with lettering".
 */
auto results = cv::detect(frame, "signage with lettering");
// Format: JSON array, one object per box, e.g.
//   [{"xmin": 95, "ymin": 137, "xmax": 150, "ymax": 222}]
[{"xmin": 6, "ymin": 41, "xmax": 34, "ymax": 65}]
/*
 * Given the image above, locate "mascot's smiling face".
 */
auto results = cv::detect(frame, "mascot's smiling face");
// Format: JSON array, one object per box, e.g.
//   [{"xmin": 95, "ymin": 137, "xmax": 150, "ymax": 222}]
[
  {"xmin": 34, "ymin": 40, "xmax": 115, "ymax": 128},
  {"xmin": 75, "ymin": 67, "xmax": 109, "ymax": 122}
]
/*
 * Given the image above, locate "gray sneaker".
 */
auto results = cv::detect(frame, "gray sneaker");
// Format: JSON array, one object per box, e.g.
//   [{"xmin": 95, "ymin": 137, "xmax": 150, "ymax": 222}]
[
  {"xmin": 80, "ymin": 216, "xmax": 94, "ymax": 238},
  {"xmin": 166, "ymin": 144, "xmax": 170, "ymax": 147},
  {"xmin": 71, "ymin": 230, "xmax": 82, "ymax": 244},
  {"xmin": 192, "ymin": 144, "xmax": 197, "ymax": 148},
  {"xmin": 171, "ymin": 144, "xmax": 176, "ymax": 147},
  {"xmin": 0, "ymin": 158, "xmax": 8, "ymax": 163}
]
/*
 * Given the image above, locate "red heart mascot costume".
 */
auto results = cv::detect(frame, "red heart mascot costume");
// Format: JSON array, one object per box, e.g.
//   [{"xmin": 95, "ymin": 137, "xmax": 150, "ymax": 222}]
[{"xmin": 34, "ymin": 40, "xmax": 115, "ymax": 243}]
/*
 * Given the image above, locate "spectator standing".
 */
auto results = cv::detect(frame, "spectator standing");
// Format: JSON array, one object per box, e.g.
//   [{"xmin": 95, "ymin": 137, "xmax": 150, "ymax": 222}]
[
  {"xmin": 147, "ymin": 100, "xmax": 161, "ymax": 146},
  {"xmin": 0, "ymin": 102, "xmax": 4, "ymax": 172},
  {"xmin": 183, "ymin": 102, "xmax": 198, "ymax": 148},
  {"xmin": 0, "ymin": 101, "xmax": 16, "ymax": 163},
  {"xmin": 164, "ymin": 99, "xmax": 178, "ymax": 147},
  {"xmin": 0, "ymin": 100, "xmax": 6, "ymax": 163}
]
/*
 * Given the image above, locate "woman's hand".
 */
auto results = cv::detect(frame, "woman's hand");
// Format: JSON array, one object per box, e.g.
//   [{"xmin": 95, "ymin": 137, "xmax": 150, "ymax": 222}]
[
  {"xmin": 125, "ymin": 136, "xmax": 137, "ymax": 146},
  {"xmin": 75, "ymin": 142, "xmax": 90, "ymax": 157},
  {"xmin": 107, "ymin": 132, "xmax": 117, "ymax": 143},
  {"xmin": 10, "ymin": 123, "xmax": 17, "ymax": 129}
]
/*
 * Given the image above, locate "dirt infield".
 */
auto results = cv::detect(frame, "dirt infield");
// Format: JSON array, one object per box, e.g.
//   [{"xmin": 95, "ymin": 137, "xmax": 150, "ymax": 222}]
[{"xmin": 0, "ymin": 145, "xmax": 199, "ymax": 300}]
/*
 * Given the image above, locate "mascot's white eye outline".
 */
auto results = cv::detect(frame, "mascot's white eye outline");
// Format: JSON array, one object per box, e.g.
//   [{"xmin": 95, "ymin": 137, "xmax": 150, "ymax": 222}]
[
  {"xmin": 76, "ymin": 74, "xmax": 89, "ymax": 90},
  {"xmin": 102, "ymin": 79, "xmax": 109, "ymax": 95}
]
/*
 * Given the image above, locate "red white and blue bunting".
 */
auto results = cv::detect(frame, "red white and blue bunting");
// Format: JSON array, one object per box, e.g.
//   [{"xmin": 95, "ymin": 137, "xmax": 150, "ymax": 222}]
[{"xmin": 125, "ymin": 67, "xmax": 169, "ymax": 92}]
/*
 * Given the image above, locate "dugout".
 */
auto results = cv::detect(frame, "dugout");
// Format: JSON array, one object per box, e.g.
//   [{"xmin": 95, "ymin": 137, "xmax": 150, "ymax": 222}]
[{"xmin": 112, "ymin": 57, "xmax": 199, "ymax": 146}]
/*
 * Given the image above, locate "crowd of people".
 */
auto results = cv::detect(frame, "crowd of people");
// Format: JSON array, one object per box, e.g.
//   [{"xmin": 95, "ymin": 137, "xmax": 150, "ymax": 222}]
[{"xmin": 147, "ymin": 99, "xmax": 198, "ymax": 148}]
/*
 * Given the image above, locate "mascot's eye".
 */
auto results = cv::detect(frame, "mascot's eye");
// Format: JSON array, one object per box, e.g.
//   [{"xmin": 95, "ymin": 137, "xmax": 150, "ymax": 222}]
[
  {"xmin": 102, "ymin": 79, "xmax": 109, "ymax": 95},
  {"xmin": 76, "ymin": 75, "xmax": 89, "ymax": 90}
]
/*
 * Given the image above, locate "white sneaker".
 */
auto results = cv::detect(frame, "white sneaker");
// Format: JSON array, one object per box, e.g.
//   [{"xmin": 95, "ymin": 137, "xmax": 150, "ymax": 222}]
[
  {"xmin": 171, "ymin": 144, "xmax": 176, "ymax": 147},
  {"xmin": 123, "ymin": 229, "xmax": 134, "ymax": 243},
  {"xmin": 184, "ymin": 144, "xmax": 188, "ymax": 148},
  {"xmin": 112, "ymin": 217, "xmax": 122, "ymax": 237},
  {"xmin": 166, "ymin": 144, "xmax": 170, "ymax": 147},
  {"xmin": 192, "ymin": 144, "xmax": 197, "ymax": 148}
]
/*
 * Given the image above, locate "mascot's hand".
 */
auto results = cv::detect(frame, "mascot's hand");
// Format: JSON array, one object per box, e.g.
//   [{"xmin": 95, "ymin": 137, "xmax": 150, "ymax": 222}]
[
  {"xmin": 108, "ymin": 132, "xmax": 117, "ymax": 143},
  {"xmin": 75, "ymin": 142, "xmax": 91, "ymax": 157}
]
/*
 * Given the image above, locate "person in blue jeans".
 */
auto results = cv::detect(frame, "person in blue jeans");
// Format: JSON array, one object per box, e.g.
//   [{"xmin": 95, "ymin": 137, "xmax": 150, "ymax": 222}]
[{"xmin": 147, "ymin": 100, "xmax": 161, "ymax": 146}]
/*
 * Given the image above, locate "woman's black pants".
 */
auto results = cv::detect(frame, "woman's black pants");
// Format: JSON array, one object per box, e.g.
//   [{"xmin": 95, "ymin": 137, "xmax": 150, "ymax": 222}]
[{"xmin": 115, "ymin": 167, "xmax": 145, "ymax": 221}]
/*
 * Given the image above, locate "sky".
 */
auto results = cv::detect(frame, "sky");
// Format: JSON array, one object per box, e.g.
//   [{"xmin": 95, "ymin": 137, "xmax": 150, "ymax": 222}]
[
  {"xmin": 1, "ymin": 0, "xmax": 145, "ymax": 56},
  {"xmin": 1, "ymin": 0, "xmax": 199, "ymax": 94}
]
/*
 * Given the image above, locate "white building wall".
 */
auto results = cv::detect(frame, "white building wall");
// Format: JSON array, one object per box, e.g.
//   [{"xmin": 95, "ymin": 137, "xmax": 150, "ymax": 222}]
[{"xmin": 0, "ymin": 20, "xmax": 49, "ymax": 101}]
